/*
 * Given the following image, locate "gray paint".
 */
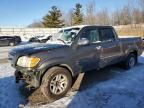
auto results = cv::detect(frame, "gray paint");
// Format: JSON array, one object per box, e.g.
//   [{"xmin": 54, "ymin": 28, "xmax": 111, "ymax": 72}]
[{"xmin": 8, "ymin": 26, "xmax": 143, "ymax": 88}]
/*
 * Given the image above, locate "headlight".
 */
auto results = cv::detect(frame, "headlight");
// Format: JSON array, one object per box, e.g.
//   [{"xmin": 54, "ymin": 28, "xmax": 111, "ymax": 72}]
[{"xmin": 17, "ymin": 56, "xmax": 40, "ymax": 68}]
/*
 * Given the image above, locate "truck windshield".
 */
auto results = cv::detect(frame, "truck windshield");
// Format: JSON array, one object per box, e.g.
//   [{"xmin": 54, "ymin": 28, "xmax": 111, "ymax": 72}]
[{"xmin": 51, "ymin": 28, "xmax": 80, "ymax": 44}]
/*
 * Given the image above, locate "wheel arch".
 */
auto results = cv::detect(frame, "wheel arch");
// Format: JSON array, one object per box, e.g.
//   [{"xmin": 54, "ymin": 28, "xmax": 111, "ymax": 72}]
[
  {"xmin": 40, "ymin": 63, "xmax": 74, "ymax": 85},
  {"xmin": 126, "ymin": 48, "xmax": 138, "ymax": 57},
  {"xmin": 129, "ymin": 50, "xmax": 137, "ymax": 56},
  {"xmin": 129, "ymin": 50, "xmax": 138, "ymax": 62}
]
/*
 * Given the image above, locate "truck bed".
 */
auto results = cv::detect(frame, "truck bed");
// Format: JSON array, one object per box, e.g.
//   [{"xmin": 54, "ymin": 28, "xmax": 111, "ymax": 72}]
[{"xmin": 119, "ymin": 36, "xmax": 143, "ymax": 56}]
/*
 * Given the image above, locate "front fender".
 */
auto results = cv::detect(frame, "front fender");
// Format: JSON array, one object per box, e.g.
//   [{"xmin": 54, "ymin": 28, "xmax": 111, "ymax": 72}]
[{"xmin": 37, "ymin": 57, "xmax": 81, "ymax": 77}]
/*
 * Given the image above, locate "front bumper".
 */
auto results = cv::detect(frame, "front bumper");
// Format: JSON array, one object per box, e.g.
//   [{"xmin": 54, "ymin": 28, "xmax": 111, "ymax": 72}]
[
  {"xmin": 8, "ymin": 50, "xmax": 45, "ymax": 88},
  {"xmin": 15, "ymin": 69, "xmax": 42, "ymax": 88}
]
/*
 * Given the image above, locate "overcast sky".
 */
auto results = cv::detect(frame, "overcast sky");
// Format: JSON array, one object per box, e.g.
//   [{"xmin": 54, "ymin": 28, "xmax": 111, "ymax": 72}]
[{"xmin": 0, "ymin": 0, "xmax": 139, "ymax": 27}]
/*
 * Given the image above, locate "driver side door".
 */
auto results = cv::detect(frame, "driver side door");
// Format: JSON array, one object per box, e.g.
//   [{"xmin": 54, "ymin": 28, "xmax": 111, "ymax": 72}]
[{"xmin": 73, "ymin": 27, "xmax": 101, "ymax": 71}]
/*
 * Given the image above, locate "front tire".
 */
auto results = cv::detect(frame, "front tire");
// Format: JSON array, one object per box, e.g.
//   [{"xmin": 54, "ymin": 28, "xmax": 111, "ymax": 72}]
[
  {"xmin": 41, "ymin": 67, "xmax": 72, "ymax": 102},
  {"xmin": 124, "ymin": 53, "xmax": 137, "ymax": 69}
]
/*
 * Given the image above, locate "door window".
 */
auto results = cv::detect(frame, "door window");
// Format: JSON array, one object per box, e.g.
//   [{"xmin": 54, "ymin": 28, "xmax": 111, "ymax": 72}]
[
  {"xmin": 80, "ymin": 28, "xmax": 100, "ymax": 43},
  {"xmin": 99, "ymin": 28, "xmax": 115, "ymax": 42}
]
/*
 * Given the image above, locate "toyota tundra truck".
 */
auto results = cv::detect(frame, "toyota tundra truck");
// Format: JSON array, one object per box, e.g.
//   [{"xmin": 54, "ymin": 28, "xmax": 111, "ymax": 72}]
[{"xmin": 8, "ymin": 25, "xmax": 143, "ymax": 102}]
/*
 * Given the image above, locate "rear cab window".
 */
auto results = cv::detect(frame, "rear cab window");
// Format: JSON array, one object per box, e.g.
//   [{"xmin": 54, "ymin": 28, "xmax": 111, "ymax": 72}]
[{"xmin": 99, "ymin": 28, "xmax": 116, "ymax": 42}]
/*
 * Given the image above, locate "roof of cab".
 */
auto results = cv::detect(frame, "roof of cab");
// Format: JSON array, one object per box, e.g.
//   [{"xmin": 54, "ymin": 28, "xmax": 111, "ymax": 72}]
[{"xmin": 62, "ymin": 25, "xmax": 113, "ymax": 29}]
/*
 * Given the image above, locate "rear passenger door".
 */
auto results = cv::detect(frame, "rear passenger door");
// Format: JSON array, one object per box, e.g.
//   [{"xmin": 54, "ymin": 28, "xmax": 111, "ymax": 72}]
[{"xmin": 98, "ymin": 27, "xmax": 121, "ymax": 67}]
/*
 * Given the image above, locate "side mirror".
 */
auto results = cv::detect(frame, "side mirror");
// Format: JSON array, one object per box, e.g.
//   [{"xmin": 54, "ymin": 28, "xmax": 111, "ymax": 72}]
[{"xmin": 78, "ymin": 38, "xmax": 90, "ymax": 46}]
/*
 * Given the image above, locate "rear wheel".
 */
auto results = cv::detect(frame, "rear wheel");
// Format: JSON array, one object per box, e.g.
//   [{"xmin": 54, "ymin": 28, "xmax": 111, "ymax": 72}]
[
  {"xmin": 124, "ymin": 53, "xmax": 137, "ymax": 69},
  {"xmin": 40, "ymin": 67, "xmax": 72, "ymax": 102}
]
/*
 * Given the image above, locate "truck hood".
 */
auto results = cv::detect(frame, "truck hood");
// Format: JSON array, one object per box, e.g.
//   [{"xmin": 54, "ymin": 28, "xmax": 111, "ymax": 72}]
[{"xmin": 10, "ymin": 43, "xmax": 67, "ymax": 55}]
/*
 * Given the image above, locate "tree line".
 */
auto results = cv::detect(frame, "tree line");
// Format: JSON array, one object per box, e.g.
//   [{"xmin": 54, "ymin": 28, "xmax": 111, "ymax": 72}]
[{"xmin": 28, "ymin": 0, "xmax": 144, "ymax": 28}]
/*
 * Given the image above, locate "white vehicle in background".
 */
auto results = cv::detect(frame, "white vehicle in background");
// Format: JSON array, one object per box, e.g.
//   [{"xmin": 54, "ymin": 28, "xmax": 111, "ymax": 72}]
[
  {"xmin": 29, "ymin": 35, "xmax": 52, "ymax": 43},
  {"xmin": 37, "ymin": 35, "xmax": 50, "ymax": 40}
]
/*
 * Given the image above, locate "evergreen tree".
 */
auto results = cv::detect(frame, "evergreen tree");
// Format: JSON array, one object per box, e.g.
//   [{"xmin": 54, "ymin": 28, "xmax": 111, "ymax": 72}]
[
  {"xmin": 72, "ymin": 3, "xmax": 83, "ymax": 25},
  {"xmin": 42, "ymin": 6, "xmax": 64, "ymax": 28}
]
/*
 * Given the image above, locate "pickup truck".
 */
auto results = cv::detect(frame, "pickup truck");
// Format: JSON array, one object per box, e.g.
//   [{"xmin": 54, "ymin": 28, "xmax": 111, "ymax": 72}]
[{"xmin": 8, "ymin": 25, "xmax": 143, "ymax": 102}]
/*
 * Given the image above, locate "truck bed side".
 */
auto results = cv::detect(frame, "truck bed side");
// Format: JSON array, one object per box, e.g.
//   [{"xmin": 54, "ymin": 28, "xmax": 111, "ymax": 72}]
[{"xmin": 119, "ymin": 37, "xmax": 143, "ymax": 56}]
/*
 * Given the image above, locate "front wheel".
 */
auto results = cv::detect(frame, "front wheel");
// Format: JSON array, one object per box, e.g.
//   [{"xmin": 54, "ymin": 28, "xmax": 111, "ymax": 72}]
[
  {"xmin": 40, "ymin": 67, "xmax": 72, "ymax": 102},
  {"xmin": 124, "ymin": 53, "xmax": 137, "ymax": 69}
]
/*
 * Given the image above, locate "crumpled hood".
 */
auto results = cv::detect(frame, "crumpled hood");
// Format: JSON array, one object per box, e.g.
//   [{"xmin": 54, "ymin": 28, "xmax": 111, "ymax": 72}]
[{"xmin": 10, "ymin": 43, "xmax": 66, "ymax": 55}]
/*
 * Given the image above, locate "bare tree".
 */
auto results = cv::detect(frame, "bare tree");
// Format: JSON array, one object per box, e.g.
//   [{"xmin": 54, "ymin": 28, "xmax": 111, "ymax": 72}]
[
  {"xmin": 66, "ymin": 9, "xmax": 73, "ymax": 26},
  {"xmin": 111, "ymin": 4, "xmax": 133, "ymax": 25},
  {"xmin": 63, "ymin": 9, "xmax": 73, "ymax": 26},
  {"xmin": 138, "ymin": 0, "xmax": 144, "ymax": 23},
  {"xmin": 139, "ymin": 0, "xmax": 144, "ymax": 10},
  {"xmin": 120, "ymin": 4, "xmax": 132, "ymax": 25},
  {"xmin": 132, "ymin": 7, "xmax": 142, "ymax": 24},
  {"xmin": 111, "ymin": 9, "xmax": 121, "ymax": 25},
  {"xmin": 96, "ymin": 9, "xmax": 110, "ymax": 25},
  {"xmin": 85, "ymin": 0, "xmax": 97, "ymax": 25}
]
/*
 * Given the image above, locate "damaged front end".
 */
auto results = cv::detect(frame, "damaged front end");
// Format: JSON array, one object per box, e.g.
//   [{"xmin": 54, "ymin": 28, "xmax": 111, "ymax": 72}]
[{"xmin": 14, "ymin": 70, "xmax": 41, "ymax": 89}]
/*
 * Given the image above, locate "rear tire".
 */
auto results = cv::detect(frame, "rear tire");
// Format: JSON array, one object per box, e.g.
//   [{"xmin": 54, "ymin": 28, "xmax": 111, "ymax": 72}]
[
  {"xmin": 40, "ymin": 67, "xmax": 72, "ymax": 102},
  {"xmin": 124, "ymin": 53, "xmax": 137, "ymax": 69}
]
